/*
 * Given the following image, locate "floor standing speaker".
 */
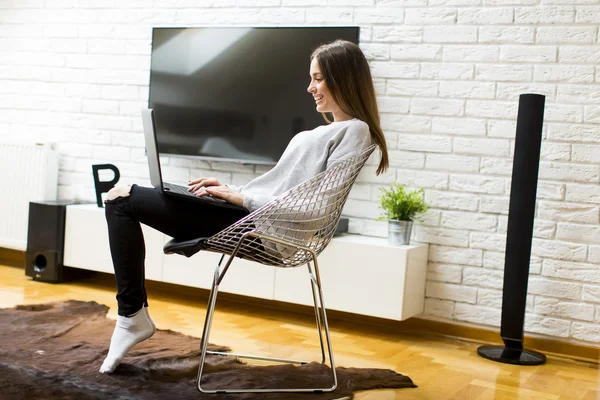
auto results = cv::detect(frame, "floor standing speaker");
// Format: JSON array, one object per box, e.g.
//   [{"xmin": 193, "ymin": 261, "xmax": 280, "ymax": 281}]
[
  {"xmin": 25, "ymin": 200, "xmax": 75, "ymax": 283},
  {"xmin": 477, "ymin": 93, "xmax": 547, "ymax": 365}
]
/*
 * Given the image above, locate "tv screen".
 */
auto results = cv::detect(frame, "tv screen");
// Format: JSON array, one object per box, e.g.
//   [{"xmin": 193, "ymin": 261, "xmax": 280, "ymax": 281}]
[{"xmin": 148, "ymin": 27, "xmax": 360, "ymax": 165}]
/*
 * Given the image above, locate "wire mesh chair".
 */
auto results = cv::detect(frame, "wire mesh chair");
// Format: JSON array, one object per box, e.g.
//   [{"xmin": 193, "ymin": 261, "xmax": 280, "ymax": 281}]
[{"xmin": 163, "ymin": 144, "xmax": 377, "ymax": 394}]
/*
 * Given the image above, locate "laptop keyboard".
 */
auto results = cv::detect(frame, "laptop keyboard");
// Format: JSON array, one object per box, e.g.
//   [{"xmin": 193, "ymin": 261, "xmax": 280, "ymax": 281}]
[
  {"xmin": 164, "ymin": 183, "xmax": 227, "ymax": 203},
  {"xmin": 164, "ymin": 183, "xmax": 194, "ymax": 196}
]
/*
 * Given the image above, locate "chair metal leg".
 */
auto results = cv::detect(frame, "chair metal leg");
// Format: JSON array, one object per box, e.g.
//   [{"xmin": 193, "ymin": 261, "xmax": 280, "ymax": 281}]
[
  {"xmin": 308, "ymin": 261, "xmax": 326, "ymax": 364},
  {"xmin": 196, "ymin": 246, "xmax": 337, "ymax": 394},
  {"xmin": 311, "ymin": 255, "xmax": 337, "ymax": 391},
  {"xmin": 196, "ymin": 256, "xmax": 222, "ymax": 390}
]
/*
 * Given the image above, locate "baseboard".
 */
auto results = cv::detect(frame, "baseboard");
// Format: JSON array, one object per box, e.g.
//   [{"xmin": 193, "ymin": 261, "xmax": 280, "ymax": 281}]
[
  {"xmin": 0, "ymin": 247, "xmax": 25, "ymax": 268},
  {"xmin": 1, "ymin": 247, "xmax": 598, "ymax": 364},
  {"xmin": 395, "ymin": 317, "xmax": 599, "ymax": 364}
]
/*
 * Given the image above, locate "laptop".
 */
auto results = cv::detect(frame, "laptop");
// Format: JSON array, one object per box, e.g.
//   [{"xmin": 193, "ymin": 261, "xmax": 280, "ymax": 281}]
[{"xmin": 141, "ymin": 108, "xmax": 247, "ymax": 211}]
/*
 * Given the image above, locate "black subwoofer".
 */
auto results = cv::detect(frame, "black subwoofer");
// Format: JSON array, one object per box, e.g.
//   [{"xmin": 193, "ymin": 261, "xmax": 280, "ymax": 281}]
[{"xmin": 25, "ymin": 200, "xmax": 74, "ymax": 283}]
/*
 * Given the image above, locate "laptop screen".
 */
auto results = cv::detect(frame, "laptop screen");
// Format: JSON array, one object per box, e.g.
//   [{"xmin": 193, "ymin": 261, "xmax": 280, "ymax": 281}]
[{"xmin": 141, "ymin": 109, "xmax": 164, "ymax": 193}]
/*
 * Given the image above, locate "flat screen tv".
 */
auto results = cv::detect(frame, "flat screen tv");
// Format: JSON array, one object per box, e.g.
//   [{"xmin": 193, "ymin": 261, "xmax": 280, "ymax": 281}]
[{"xmin": 148, "ymin": 27, "xmax": 360, "ymax": 165}]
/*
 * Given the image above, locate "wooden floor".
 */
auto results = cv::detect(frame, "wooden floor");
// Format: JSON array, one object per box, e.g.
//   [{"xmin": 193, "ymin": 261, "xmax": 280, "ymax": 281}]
[{"xmin": 1, "ymin": 265, "xmax": 598, "ymax": 400}]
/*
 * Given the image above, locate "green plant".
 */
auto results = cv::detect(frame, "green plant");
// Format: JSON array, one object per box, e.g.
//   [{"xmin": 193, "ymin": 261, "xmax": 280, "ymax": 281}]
[{"xmin": 377, "ymin": 183, "xmax": 428, "ymax": 221}]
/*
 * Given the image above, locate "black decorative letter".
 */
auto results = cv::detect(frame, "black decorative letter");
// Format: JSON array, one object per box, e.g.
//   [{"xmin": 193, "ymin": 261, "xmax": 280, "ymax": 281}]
[{"xmin": 92, "ymin": 164, "xmax": 121, "ymax": 208}]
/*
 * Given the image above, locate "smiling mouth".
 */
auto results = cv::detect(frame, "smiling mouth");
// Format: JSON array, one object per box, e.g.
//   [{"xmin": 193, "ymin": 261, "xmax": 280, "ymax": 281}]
[{"xmin": 315, "ymin": 95, "xmax": 324, "ymax": 103}]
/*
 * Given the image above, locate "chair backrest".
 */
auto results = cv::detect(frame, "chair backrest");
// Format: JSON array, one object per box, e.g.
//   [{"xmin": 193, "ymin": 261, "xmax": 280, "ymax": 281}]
[{"xmin": 206, "ymin": 144, "xmax": 377, "ymax": 267}]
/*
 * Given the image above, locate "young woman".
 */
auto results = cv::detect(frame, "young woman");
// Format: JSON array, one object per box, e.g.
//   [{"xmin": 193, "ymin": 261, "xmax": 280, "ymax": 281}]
[{"xmin": 99, "ymin": 39, "xmax": 389, "ymax": 374}]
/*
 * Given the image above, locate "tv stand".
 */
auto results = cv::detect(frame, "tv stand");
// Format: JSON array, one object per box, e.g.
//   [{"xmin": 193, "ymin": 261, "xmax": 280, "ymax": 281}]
[{"xmin": 63, "ymin": 204, "xmax": 428, "ymax": 321}]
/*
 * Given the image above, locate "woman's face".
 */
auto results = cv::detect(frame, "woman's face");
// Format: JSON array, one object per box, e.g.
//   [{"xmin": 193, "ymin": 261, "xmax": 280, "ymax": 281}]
[{"xmin": 307, "ymin": 58, "xmax": 338, "ymax": 114}]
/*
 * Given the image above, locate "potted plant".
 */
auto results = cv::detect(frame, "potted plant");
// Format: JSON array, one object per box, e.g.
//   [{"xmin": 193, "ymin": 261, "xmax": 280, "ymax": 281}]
[{"xmin": 377, "ymin": 183, "xmax": 428, "ymax": 246}]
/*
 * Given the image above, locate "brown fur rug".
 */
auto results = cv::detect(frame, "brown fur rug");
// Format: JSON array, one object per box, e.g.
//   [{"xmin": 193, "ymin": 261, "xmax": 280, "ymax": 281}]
[{"xmin": 0, "ymin": 301, "xmax": 416, "ymax": 399}]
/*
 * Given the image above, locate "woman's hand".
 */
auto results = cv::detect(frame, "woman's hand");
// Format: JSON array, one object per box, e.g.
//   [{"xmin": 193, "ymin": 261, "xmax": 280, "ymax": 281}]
[
  {"xmin": 197, "ymin": 185, "xmax": 245, "ymax": 207},
  {"xmin": 188, "ymin": 177, "xmax": 222, "ymax": 194}
]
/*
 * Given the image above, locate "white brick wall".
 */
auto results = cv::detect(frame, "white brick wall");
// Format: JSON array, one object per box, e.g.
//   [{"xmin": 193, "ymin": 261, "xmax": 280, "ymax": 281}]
[{"xmin": 2, "ymin": 0, "xmax": 599, "ymax": 346}]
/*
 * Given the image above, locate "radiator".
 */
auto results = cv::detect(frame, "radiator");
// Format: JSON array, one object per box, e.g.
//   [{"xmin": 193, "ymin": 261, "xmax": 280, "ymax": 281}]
[{"xmin": 0, "ymin": 142, "xmax": 58, "ymax": 251}]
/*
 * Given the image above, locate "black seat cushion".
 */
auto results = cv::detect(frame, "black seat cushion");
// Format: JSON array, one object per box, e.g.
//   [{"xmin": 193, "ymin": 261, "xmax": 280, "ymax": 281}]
[
  {"xmin": 163, "ymin": 237, "xmax": 210, "ymax": 258},
  {"xmin": 163, "ymin": 236, "xmax": 285, "ymax": 266}
]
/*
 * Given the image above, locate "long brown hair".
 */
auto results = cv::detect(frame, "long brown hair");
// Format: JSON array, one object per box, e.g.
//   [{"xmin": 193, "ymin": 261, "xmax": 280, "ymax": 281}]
[{"xmin": 311, "ymin": 40, "xmax": 389, "ymax": 175}]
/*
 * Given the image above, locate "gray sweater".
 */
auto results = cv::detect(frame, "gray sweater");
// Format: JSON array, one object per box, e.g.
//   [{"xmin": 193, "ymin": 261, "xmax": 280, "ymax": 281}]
[{"xmin": 228, "ymin": 118, "xmax": 373, "ymax": 212}]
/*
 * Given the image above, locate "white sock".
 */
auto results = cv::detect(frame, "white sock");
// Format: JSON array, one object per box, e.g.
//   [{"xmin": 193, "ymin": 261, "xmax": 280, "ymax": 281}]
[
  {"xmin": 144, "ymin": 306, "xmax": 156, "ymax": 331},
  {"xmin": 99, "ymin": 307, "xmax": 156, "ymax": 374}
]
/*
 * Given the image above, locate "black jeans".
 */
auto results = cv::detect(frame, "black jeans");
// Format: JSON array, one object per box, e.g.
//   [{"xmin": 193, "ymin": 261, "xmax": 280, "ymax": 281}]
[{"xmin": 104, "ymin": 184, "xmax": 249, "ymax": 316}]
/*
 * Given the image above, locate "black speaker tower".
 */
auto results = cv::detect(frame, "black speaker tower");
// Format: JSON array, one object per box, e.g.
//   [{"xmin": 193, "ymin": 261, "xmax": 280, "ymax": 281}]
[{"xmin": 477, "ymin": 94, "xmax": 547, "ymax": 365}]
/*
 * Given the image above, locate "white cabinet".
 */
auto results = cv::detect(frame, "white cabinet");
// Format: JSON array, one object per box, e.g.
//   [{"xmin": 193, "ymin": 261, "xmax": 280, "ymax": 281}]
[
  {"xmin": 161, "ymin": 237, "xmax": 276, "ymax": 300},
  {"xmin": 160, "ymin": 246, "xmax": 219, "ymax": 290},
  {"xmin": 274, "ymin": 236, "xmax": 428, "ymax": 321},
  {"xmin": 63, "ymin": 204, "xmax": 428, "ymax": 321},
  {"xmin": 64, "ymin": 205, "xmax": 275, "ymax": 300},
  {"xmin": 63, "ymin": 204, "xmax": 163, "ymax": 281}
]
